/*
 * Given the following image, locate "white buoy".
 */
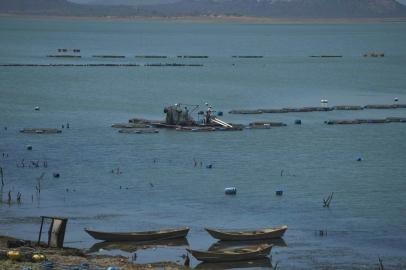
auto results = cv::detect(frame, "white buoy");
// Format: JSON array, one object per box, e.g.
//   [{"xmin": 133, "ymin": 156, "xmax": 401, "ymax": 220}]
[
  {"xmin": 320, "ymin": 99, "xmax": 328, "ymax": 104},
  {"xmin": 34, "ymin": 106, "xmax": 40, "ymax": 111},
  {"xmin": 394, "ymin": 97, "xmax": 399, "ymax": 102}
]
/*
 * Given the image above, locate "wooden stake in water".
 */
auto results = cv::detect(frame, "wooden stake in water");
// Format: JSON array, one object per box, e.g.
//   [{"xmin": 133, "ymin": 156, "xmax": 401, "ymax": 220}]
[{"xmin": 0, "ymin": 167, "xmax": 4, "ymax": 187}]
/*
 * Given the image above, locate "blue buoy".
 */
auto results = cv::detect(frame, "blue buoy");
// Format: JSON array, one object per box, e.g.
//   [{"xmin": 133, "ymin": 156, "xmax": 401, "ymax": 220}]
[
  {"xmin": 357, "ymin": 157, "xmax": 363, "ymax": 162},
  {"xmin": 294, "ymin": 119, "xmax": 302, "ymax": 125},
  {"xmin": 225, "ymin": 187, "xmax": 237, "ymax": 195},
  {"xmin": 276, "ymin": 189, "xmax": 283, "ymax": 196}
]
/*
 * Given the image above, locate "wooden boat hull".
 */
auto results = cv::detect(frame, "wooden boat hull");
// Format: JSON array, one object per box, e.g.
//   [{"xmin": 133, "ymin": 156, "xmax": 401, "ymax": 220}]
[
  {"xmin": 187, "ymin": 244, "xmax": 273, "ymax": 263},
  {"xmin": 205, "ymin": 225, "xmax": 287, "ymax": 241},
  {"xmin": 85, "ymin": 227, "xmax": 189, "ymax": 242}
]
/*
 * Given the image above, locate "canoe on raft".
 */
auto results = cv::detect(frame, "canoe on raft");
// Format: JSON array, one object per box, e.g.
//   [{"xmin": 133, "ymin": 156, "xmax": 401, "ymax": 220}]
[
  {"xmin": 84, "ymin": 227, "xmax": 189, "ymax": 242},
  {"xmin": 205, "ymin": 225, "xmax": 287, "ymax": 241},
  {"xmin": 187, "ymin": 244, "xmax": 273, "ymax": 263}
]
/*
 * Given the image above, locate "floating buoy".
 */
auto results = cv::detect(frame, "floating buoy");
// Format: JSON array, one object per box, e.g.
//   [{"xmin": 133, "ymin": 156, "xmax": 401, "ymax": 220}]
[
  {"xmin": 53, "ymin": 172, "xmax": 60, "ymax": 178},
  {"xmin": 225, "ymin": 187, "xmax": 237, "ymax": 195},
  {"xmin": 26, "ymin": 145, "xmax": 32, "ymax": 150},
  {"xmin": 321, "ymin": 99, "xmax": 328, "ymax": 104},
  {"xmin": 34, "ymin": 106, "xmax": 40, "ymax": 111},
  {"xmin": 294, "ymin": 119, "xmax": 302, "ymax": 125},
  {"xmin": 276, "ymin": 189, "xmax": 283, "ymax": 196},
  {"xmin": 217, "ymin": 111, "xmax": 223, "ymax": 116},
  {"xmin": 357, "ymin": 157, "xmax": 363, "ymax": 162},
  {"xmin": 206, "ymin": 164, "xmax": 213, "ymax": 169},
  {"xmin": 394, "ymin": 97, "xmax": 399, "ymax": 102}
]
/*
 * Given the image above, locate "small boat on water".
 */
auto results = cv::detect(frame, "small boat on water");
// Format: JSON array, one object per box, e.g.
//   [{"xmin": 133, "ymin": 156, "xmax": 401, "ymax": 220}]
[
  {"xmin": 205, "ymin": 225, "xmax": 287, "ymax": 241},
  {"xmin": 208, "ymin": 238, "xmax": 287, "ymax": 251},
  {"xmin": 187, "ymin": 244, "xmax": 273, "ymax": 263},
  {"xmin": 85, "ymin": 227, "xmax": 189, "ymax": 242}
]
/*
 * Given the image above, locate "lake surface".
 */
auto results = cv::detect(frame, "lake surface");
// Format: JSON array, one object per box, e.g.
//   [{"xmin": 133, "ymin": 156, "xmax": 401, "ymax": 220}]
[{"xmin": 0, "ymin": 17, "xmax": 406, "ymax": 269}]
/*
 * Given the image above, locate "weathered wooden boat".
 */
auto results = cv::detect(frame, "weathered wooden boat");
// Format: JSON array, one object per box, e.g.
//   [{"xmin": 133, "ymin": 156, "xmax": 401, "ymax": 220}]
[
  {"xmin": 205, "ymin": 225, "xmax": 287, "ymax": 241},
  {"xmin": 208, "ymin": 239, "xmax": 287, "ymax": 251},
  {"xmin": 85, "ymin": 227, "xmax": 189, "ymax": 242},
  {"xmin": 187, "ymin": 244, "xmax": 273, "ymax": 263}
]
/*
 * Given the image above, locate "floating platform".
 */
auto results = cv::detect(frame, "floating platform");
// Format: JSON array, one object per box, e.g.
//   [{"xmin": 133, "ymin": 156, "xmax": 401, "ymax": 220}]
[
  {"xmin": 364, "ymin": 104, "xmax": 406, "ymax": 109},
  {"xmin": 229, "ymin": 109, "xmax": 263, "ymax": 114},
  {"xmin": 118, "ymin": 129, "xmax": 159, "ymax": 134},
  {"xmin": 332, "ymin": 105, "xmax": 364, "ymax": 110},
  {"xmin": 111, "ymin": 123, "xmax": 152, "ymax": 128},
  {"xmin": 363, "ymin": 52, "xmax": 384, "ymax": 57},
  {"xmin": 144, "ymin": 63, "xmax": 203, "ymax": 67},
  {"xmin": 176, "ymin": 126, "xmax": 216, "ymax": 132},
  {"xmin": 325, "ymin": 117, "xmax": 406, "ymax": 125},
  {"xmin": 20, "ymin": 128, "xmax": 62, "ymax": 134},
  {"xmin": 92, "ymin": 55, "xmax": 125, "ymax": 58},
  {"xmin": 135, "ymin": 55, "xmax": 167, "ymax": 58},
  {"xmin": 249, "ymin": 121, "xmax": 287, "ymax": 127},
  {"xmin": 0, "ymin": 64, "xmax": 139, "ymax": 67},
  {"xmin": 177, "ymin": 55, "xmax": 208, "ymax": 58},
  {"xmin": 309, "ymin": 55, "xmax": 343, "ymax": 58},
  {"xmin": 232, "ymin": 56, "xmax": 263, "ymax": 58},
  {"xmin": 230, "ymin": 104, "xmax": 406, "ymax": 114},
  {"xmin": 47, "ymin": 55, "xmax": 81, "ymax": 58}
]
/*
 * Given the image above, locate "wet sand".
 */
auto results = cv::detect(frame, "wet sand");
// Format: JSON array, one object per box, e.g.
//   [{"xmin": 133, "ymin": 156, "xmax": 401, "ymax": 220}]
[{"xmin": 0, "ymin": 235, "xmax": 187, "ymax": 270}]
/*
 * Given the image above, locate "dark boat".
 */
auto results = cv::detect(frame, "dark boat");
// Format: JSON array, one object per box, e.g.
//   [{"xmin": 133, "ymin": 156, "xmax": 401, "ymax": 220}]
[
  {"xmin": 187, "ymin": 244, "xmax": 273, "ymax": 263},
  {"xmin": 205, "ymin": 225, "xmax": 287, "ymax": 241},
  {"xmin": 85, "ymin": 227, "xmax": 189, "ymax": 242}
]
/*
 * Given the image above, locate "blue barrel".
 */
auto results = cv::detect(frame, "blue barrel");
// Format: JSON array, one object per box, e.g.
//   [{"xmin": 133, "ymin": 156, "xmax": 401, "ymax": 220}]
[
  {"xmin": 276, "ymin": 189, "xmax": 283, "ymax": 196},
  {"xmin": 225, "ymin": 187, "xmax": 237, "ymax": 195}
]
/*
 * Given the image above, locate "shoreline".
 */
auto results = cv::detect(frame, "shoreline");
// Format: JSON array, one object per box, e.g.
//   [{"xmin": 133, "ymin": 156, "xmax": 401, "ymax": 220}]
[{"xmin": 1, "ymin": 14, "xmax": 406, "ymax": 24}]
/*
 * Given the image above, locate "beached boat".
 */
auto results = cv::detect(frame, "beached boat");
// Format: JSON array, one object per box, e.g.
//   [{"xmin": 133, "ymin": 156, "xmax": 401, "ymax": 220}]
[
  {"xmin": 187, "ymin": 244, "xmax": 273, "ymax": 263},
  {"xmin": 85, "ymin": 227, "xmax": 189, "ymax": 242},
  {"xmin": 205, "ymin": 225, "xmax": 287, "ymax": 241}
]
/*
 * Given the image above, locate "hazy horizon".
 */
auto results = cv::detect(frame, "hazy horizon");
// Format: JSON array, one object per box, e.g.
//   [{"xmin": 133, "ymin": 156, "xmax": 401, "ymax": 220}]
[{"xmin": 68, "ymin": 0, "xmax": 406, "ymax": 5}]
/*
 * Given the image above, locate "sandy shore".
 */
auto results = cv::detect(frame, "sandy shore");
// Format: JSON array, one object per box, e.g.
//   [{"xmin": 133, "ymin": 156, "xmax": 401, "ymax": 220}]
[
  {"xmin": 0, "ymin": 235, "xmax": 187, "ymax": 270},
  {"xmin": 1, "ymin": 14, "xmax": 406, "ymax": 24}
]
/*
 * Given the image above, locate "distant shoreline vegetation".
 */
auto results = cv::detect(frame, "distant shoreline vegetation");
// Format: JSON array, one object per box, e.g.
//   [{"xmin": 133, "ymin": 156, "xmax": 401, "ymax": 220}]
[
  {"xmin": 1, "ymin": 0, "xmax": 406, "ymax": 21},
  {"xmin": 1, "ymin": 14, "xmax": 406, "ymax": 24}
]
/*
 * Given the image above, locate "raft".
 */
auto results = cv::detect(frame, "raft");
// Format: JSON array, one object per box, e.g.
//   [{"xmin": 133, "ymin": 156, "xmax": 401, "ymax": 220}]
[{"xmin": 20, "ymin": 128, "xmax": 62, "ymax": 134}]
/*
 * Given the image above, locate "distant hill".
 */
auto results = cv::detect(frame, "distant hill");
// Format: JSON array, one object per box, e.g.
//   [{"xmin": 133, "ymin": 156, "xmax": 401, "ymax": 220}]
[
  {"xmin": 143, "ymin": 0, "xmax": 406, "ymax": 18},
  {"xmin": 1, "ymin": 0, "xmax": 406, "ymax": 18}
]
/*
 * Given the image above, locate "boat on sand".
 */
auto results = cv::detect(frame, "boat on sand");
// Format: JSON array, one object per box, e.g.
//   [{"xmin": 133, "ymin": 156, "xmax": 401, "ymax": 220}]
[{"xmin": 85, "ymin": 227, "xmax": 189, "ymax": 242}]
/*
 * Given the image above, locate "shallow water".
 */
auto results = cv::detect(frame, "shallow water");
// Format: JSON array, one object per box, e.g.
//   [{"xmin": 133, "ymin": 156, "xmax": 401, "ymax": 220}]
[{"xmin": 0, "ymin": 17, "xmax": 406, "ymax": 269}]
